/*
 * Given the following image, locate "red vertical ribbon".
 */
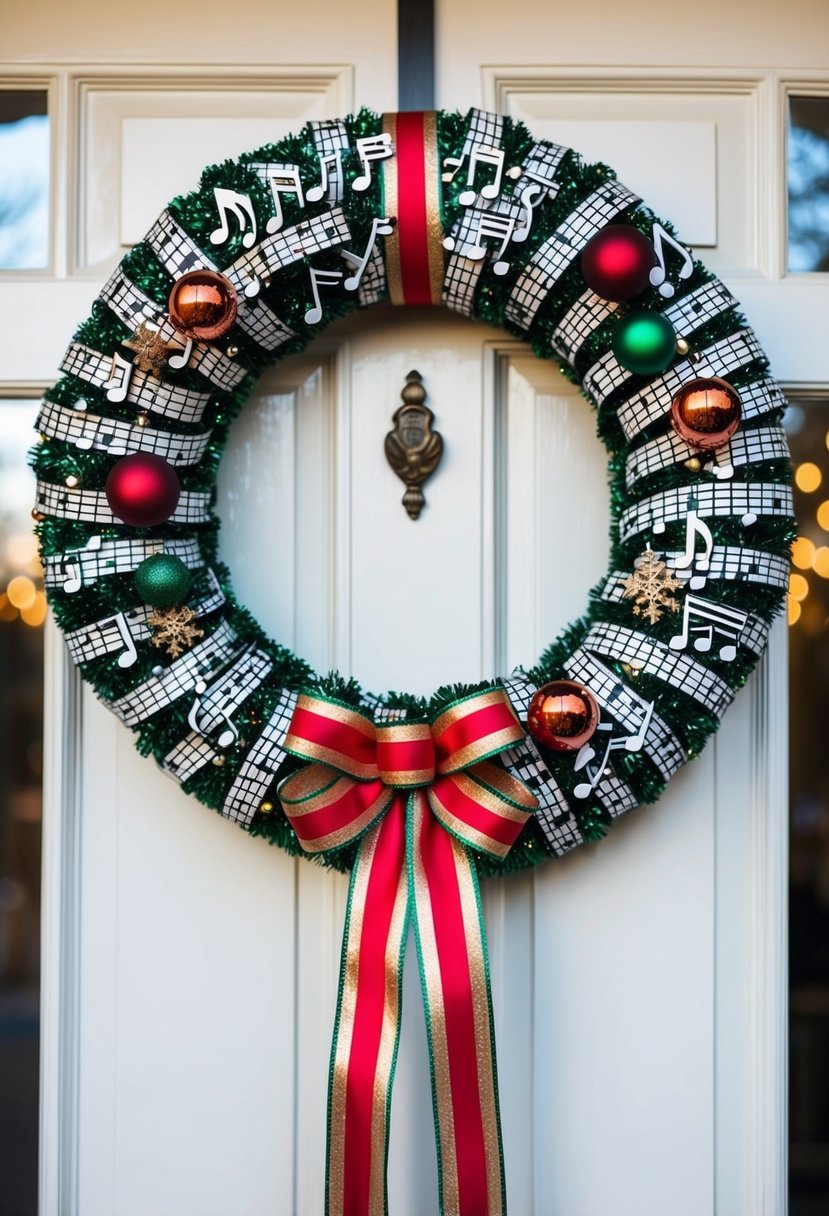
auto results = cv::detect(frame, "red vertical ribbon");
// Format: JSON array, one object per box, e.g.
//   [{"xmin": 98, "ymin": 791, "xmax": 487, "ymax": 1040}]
[{"xmin": 381, "ymin": 111, "xmax": 444, "ymax": 306}]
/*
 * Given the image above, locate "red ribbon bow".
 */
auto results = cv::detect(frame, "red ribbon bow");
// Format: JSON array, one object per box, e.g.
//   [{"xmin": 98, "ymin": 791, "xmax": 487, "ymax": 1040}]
[{"xmin": 278, "ymin": 689, "xmax": 537, "ymax": 1216}]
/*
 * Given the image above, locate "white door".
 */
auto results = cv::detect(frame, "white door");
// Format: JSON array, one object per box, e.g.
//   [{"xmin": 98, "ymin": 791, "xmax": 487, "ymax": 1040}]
[{"xmin": 5, "ymin": 4, "xmax": 827, "ymax": 1213}]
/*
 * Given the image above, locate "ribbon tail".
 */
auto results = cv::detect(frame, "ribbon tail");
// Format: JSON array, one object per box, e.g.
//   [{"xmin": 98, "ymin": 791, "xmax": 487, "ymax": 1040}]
[
  {"xmin": 408, "ymin": 792, "xmax": 506, "ymax": 1216},
  {"xmin": 326, "ymin": 797, "xmax": 409, "ymax": 1216}
]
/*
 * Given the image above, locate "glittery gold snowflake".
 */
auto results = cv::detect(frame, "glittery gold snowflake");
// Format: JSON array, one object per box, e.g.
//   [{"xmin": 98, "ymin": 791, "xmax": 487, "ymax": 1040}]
[
  {"xmin": 149, "ymin": 606, "xmax": 204, "ymax": 658},
  {"xmin": 622, "ymin": 549, "xmax": 683, "ymax": 625},
  {"xmin": 123, "ymin": 322, "xmax": 170, "ymax": 376}
]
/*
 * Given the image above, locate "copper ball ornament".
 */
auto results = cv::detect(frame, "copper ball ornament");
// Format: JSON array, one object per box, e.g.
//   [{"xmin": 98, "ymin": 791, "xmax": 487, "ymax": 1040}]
[
  {"xmin": 526, "ymin": 680, "xmax": 600, "ymax": 752},
  {"xmin": 670, "ymin": 377, "xmax": 742, "ymax": 452},
  {"xmin": 168, "ymin": 270, "xmax": 238, "ymax": 341},
  {"xmin": 581, "ymin": 225, "xmax": 657, "ymax": 302},
  {"xmin": 105, "ymin": 453, "xmax": 181, "ymax": 527}
]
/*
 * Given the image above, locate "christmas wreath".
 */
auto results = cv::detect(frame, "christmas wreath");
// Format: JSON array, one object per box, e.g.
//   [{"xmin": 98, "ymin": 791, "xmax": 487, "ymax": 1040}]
[{"xmin": 32, "ymin": 108, "xmax": 794, "ymax": 1216}]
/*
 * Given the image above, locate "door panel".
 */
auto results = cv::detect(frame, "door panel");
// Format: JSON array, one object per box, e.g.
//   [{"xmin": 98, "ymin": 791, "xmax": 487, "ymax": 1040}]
[{"xmin": 81, "ymin": 75, "xmax": 352, "ymax": 270}]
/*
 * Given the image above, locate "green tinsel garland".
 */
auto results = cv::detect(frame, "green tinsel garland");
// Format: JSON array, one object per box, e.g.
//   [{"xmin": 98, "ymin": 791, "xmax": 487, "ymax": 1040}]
[{"xmin": 31, "ymin": 107, "xmax": 795, "ymax": 876}]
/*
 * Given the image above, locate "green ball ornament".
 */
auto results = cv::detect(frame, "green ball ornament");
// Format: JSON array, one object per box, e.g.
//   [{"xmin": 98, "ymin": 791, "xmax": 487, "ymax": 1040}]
[
  {"xmin": 612, "ymin": 311, "xmax": 677, "ymax": 376},
  {"xmin": 134, "ymin": 553, "xmax": 193, "ymax": 608}
]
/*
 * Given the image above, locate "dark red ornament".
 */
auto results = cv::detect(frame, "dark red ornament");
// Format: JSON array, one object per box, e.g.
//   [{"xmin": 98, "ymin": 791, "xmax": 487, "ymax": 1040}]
[
  {"xmin": 670, "ymin": 377, "xmax": 742, "ymax": 452},
  {"xmin": 105, "ymin": 453, "xmax": 181, "ymax": 527},
  {"xmin": 526, "ymin": 680, "xmax": 600, "ymax": 752},
  {"xmin": 168, "ymin": 270, "xmax": 238, "ymax": 341},
  {"xmin": 581, "ymin": 225, "xmax": 657, "ymax": 302}
]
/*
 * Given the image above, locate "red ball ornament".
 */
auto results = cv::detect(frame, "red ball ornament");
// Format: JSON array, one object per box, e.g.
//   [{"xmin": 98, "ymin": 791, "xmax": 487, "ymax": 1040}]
[
  {"xmin": 581, "ymin": 225, "xmax": 657, "ymax": 302},
  {"xmin": 168, "ymin": 270, "xmax": 238, "ymax": 341},
  {"xmin": 526, "ymin": 680, "xmax": 600, "ymax": 752},
  {"xmin": 105, "ymin": 453, "xmax": 181, "ymax": 527},
  {"xmin": 670, "ymin": 377, "xmax": 742, "ymax": 452}
]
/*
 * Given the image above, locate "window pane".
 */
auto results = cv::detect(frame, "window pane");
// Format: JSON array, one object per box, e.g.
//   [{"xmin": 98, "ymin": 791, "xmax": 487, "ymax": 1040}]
[
  {"xmin": 0, "ymin": 91, "xmax": 49, "ymax": 271},
  {"xmin": 0, "ymin": 400, "xmax": 43, "ymax": 1216},
  {"xmin": 788, "ymin": 400, "xmax": 829, "ymax": 1215},
  {"xmin": 788, "ymin": 95, "xmax": 829, "ymax": 273}
]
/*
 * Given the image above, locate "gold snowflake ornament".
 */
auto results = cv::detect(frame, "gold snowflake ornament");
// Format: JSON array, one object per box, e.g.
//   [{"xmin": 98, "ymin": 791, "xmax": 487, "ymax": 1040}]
[
  {"xmin": 123, "ymin": 322, "xmax": 171, "ymax": 377},
  {"xmin": 149, "ymin": 606, "xmax": 204, "ymax": 658},
  {"xmin": 622, "ymin": 549, "xmax": 684, "ymax": 625}
]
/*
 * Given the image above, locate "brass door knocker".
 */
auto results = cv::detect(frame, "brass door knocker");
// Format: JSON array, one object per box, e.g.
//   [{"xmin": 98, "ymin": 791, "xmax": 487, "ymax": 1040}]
[{"xmin": 384, "ymin": 370, "xmax": 444, "ymax": 520}]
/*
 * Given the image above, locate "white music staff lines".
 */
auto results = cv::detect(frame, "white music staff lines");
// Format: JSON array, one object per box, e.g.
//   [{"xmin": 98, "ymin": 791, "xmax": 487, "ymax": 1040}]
[
  {"xmin": 37, "ymin": 398, "xmax": 212, "ymax": 467},
  {"xmin": 618, "ymin": 481, "xmax": 794, "ymax": 543}
]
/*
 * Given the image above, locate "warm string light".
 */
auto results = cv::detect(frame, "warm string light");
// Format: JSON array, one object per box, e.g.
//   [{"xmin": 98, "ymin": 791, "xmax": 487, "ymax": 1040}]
[
  {"xmin": 790, "ymin": 572, "xmax": 810, "ymax": 602},
  {"xmin": 790, "ymin": 430, "xmax": 829, "ymax": 631},
  {"xmin": 813, "ymin": 547, "xmax": 829, "ymax": 578},
  {"xmin": 792, "ymin": 536, "xmax": 816, "ymax": 569},
  {"xmin": 1, "ymin": 535, "xmax": 46, "ymax": 628},
  {"xmin": 796, "ymin": 461, "xmax": 822, "ymax": 493}
]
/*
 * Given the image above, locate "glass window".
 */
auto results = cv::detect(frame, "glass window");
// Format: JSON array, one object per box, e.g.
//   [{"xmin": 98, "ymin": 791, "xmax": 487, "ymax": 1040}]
[
  {"xmin": 0, "ymin": 91, "xmax": 49, "ymax": 271},
  {"xmin": 788, "ymin": 95, "xmax": 829, "ymax": 273},
  {"xmin": 788, "ymin": 398, "xmax": 829, "ymax": 1215},
  {"xmin": 0, "ymin": 399, "xmax": 43, "ymax": 1216}
]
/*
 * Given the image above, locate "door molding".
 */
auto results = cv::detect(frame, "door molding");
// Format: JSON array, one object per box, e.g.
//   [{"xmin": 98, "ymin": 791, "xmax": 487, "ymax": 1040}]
[{"xmin": 39, "ymin": 630, "xmax": 83, "ymax": 1216}]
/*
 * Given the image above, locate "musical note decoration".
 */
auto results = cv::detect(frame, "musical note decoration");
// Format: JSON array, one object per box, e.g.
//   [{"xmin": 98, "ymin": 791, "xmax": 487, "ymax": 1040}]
[
  {"xmin": 513, "ymin": 178, "xmax": 547, "ymax": 242},
  {"xmin": 123, "ymin": 322, "xmax": 170, "ymax": 377},
  {"xmin": 62, "ymin": 562, "xmax": 82, "ymax": 593},
  {"xmin": 306, "ymin": 150, "xmax": 342, "ymax": 203},
  {"xmin": 341, "ymin": 217, "xmax": 395, "ymax": 291},
  {"xmin": 443, "ymin": 212, "xmax": 517, "ymax": 275},
  {"xmin": 187, "ymin": 681, "xmax": 239, "ymax": 750},
  {"xmin": 572, "ymin": 700, "xmax": 655, "ymax": 799},
  {"xmin": 166, "ymin": 335, "xmax": 194, "ymax": 372},
  {"xmin": 103, "ymin": 351, "xmax": 134, "ymax": 403},
  {"xmin": 304, "ymin": 267, "xmax": 343, "ymax": 324},
  {"xmin": 448, "ymin": 146, "xmax": 521, "ymax": 206},
  {"xmin": 264, "ymin": 165, "xmax": 305, "ymax": 234},
  {"xmin": 672, "ymin": 509, "xmax": 714, "ymax": 590},
  {"xmin": 149, "ymin": 606, "xmax": 205, "ymax": 658},
  {"xmin": 668, "ymin": 594, "xmax": 747, "ymax": 662},
  {"xmin": 210, "ymin": 188, "xmax": 257, "ymax": 249},
  {"xmin": 622, "ymin": 548, "xmax": 684, "ymax": 624},
  {"xmin": 112, "ymin": 612, "xmax": 139, "ymax": 668},
  {"xmin": 351, "ymin": 133, "xmax": 393, "ymax": 192},
  {"xmin": 649, "ymin": 223, "xmax": 695, "ymax": 299}
]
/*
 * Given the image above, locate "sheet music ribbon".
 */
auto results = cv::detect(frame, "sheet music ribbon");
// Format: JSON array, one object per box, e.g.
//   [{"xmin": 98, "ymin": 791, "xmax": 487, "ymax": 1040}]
[
  {"xmin": 277, "ymin": 689, "xmax": 537, "ymax": 1216},
  {"xmin": 381, "ymin": 111, "xmax": 445, "ymax": 306}
]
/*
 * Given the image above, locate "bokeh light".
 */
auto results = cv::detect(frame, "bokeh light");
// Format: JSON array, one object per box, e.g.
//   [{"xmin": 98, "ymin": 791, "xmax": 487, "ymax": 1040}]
[
  {"xmin": 796, "ymin": 462, "xmax": 823, "ymax": 492},
  {"xmin": 6, "ymin": 574, "xmax": 36, "ymax": 610},
  {"xmin": 813, "ymin": 546, "xmax": 829, "ymax": 578},
  {"xmin": 20, "ymin": 591, "xmax": 46, "ymax": 628},
  {"xmin": 790, "ymin": 572, "xmax": 810, "ymax": 602},
  {"xmin": 792, "ymin": 536, "xmax": 817, "ymax": 569},
  {"xmin": 789, "ymin": 595, "xmax": 802, "ymax": 625}
]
